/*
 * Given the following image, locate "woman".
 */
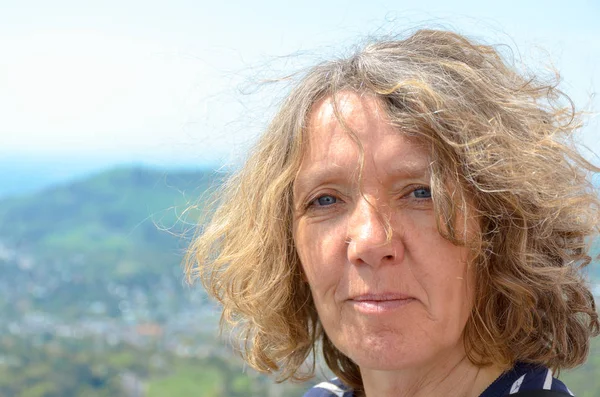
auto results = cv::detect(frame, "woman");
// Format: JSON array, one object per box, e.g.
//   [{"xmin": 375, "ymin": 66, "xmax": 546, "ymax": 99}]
[{"xmin": 186, "ymin": 29, "xmax": 600, "ymax": 396}]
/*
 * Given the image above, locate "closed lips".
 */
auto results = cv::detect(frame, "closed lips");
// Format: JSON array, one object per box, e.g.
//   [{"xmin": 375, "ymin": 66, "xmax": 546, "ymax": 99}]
[{"xmin": 350, "ymin": 294, "xmax": 414, "ymax": 301}]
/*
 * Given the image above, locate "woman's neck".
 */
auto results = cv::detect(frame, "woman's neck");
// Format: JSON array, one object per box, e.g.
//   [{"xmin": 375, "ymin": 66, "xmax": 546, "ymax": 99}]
[{"xmin": 360, "ymin": 353, "xmax": 504, "ymax": 397}]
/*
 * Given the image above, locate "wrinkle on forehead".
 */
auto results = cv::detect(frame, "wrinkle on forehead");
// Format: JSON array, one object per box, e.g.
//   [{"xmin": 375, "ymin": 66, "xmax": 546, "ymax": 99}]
[{"xmin": 300, "ymin": 92, "xmax": 386, "ymax": 169}]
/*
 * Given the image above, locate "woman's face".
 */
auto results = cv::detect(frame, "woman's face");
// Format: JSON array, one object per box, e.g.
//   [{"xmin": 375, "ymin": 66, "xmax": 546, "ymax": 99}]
[{"xmin": 293, "ymin": 92, "xmax": 476, "ymax": 371}]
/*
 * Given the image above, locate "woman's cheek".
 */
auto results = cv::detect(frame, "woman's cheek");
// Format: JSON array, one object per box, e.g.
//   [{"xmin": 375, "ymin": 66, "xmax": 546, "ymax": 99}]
[{"xmin": 297, "ymin": 220, "xmax": 346, "ymax": 296}]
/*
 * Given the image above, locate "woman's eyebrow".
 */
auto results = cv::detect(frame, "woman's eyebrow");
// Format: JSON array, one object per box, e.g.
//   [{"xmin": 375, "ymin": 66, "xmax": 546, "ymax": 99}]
[
  {"xmin": 294, "ymin": 160, "xmax": 431, "ymax": 194},
  {"xmin": 387, "ymin": 162, "xmax": 431, "ymax": 179},
  {"xmin": 294, "ymin": 162, "xmax": 349, "ymax": 194}
]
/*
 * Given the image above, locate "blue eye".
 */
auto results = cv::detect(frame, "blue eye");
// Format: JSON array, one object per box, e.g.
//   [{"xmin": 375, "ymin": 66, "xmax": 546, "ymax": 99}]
[
  {"xmin": 314, "ymin": 195, "xmax": 337, "ymax": 206},
  {"xmin": 412, "ymin": 187, "xmax": 431, "ymax": 199}
]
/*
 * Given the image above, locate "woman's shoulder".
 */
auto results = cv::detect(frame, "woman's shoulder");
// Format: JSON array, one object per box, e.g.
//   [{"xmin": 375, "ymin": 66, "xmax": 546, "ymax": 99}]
[
  {"xmin": 302, "ymin": 378, "xmax": 353, "ymax": 397},
  {"xmin": 481, "ymin": 362, "xmax": 574, "ymax": 396}
]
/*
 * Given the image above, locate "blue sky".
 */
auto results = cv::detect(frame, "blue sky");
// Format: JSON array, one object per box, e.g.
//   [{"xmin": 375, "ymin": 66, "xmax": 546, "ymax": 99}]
[{"xmin": 1, "ymin": 0, "xmax": 599, "ymax": 169}]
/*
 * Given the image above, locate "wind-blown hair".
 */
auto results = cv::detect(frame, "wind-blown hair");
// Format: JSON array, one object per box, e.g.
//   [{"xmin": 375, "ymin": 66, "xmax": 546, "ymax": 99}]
[{"xmin": 185, "ymin": 29, "xmax": 600, "ymax": 391}]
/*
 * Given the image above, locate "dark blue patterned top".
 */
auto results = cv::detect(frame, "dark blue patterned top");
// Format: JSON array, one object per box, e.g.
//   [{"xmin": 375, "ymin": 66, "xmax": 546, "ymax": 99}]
[{"xmin": 303, "ymin": 362, "xmax": 573, "ymax": 396}]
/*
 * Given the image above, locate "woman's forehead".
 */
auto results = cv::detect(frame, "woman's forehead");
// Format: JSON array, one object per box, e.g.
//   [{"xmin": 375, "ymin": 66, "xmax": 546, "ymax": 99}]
[
  {"xmin": 294, "ymin": 92, "xmax": 433, "ymax": 191},
  {"xmin": 306, "ymin": 92, "xmax": 383, "ymax": 135},
  {"xmin": 301, "ymin": 92, "xmax": 429, "ymax": 163}
]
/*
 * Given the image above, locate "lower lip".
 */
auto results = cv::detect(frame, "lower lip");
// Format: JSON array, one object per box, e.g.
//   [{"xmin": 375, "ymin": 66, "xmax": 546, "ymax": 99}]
[{"xmin": 349, "ymin": 298, "xmax": 416, "ymax": 314}]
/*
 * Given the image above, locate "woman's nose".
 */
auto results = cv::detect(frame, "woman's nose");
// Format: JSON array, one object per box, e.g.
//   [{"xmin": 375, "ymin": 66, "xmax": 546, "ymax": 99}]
[{"xmin": 346, "ymin": 198, "xmax": 402, "ymax": 268}]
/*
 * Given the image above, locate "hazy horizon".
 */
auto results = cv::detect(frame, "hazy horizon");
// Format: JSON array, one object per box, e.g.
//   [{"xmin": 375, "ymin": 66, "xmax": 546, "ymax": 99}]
[{"xmin": 0, "ymin": 153, "xmax": 222, "ymax": 199}]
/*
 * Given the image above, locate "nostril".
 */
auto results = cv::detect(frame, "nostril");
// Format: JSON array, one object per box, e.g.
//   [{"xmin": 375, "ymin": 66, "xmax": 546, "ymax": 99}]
[{"xmin": 384, "ymin": 255, "xmax": 394, "ymax": 261}]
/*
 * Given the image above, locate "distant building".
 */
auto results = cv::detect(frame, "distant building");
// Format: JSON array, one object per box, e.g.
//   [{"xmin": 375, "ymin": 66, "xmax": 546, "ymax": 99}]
[{"xmin": 135, "ymin": 323, "xmax": 163, "ymax": 338}]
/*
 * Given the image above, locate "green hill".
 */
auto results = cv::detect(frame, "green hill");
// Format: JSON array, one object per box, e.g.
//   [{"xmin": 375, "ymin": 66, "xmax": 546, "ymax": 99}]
[
  {"xmin": 0, "ymin": 166, "xmax": 216, "ymax": 279},
  {"xmin": 0, "ymin": 166, "xmax": 220, "ymax": 319}
]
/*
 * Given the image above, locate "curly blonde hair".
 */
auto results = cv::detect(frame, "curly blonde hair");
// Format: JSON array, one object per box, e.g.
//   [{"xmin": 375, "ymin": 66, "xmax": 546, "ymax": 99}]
[{"xmin": 185, "ymin": 29, "xmax": 600, "ymax": 391}]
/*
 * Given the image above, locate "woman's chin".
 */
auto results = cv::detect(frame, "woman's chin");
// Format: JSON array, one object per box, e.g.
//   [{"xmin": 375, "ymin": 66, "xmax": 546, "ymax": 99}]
[
  {"xmin": 339, "ymin": 333, "xmax": 429, "ymax": 371},
  {"xmin": 337, "ymin": 329, "xmax": 463, "ymax": 372}
]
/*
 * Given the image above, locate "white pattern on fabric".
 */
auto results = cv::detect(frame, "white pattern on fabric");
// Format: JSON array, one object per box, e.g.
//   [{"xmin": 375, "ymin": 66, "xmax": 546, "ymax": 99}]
[
  {"xmin": 509, "ymin": 374, "xmax": 526, "ymax": 394},
  {"xmin": 542, "ymin": 368, "xmax": 553, "ymax": 390},
  {"xmin": 313, "ymin": 381, "xmax": 346, "ymax": 397}
]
